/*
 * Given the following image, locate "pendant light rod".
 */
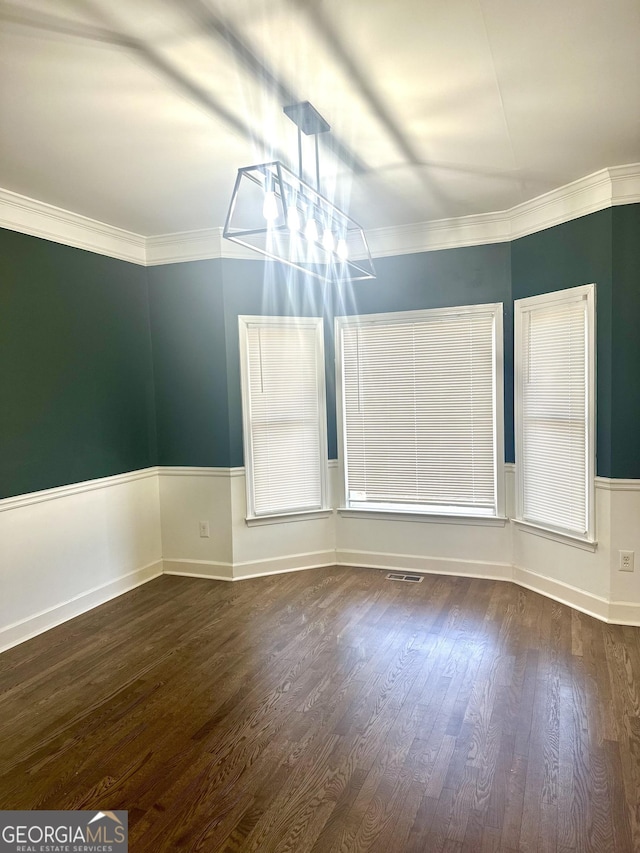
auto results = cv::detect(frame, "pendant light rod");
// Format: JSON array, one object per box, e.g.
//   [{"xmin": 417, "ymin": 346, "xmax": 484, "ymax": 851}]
[{"xmin": 284, "ymin": 101, "xmax": 329, "ymax": 190}]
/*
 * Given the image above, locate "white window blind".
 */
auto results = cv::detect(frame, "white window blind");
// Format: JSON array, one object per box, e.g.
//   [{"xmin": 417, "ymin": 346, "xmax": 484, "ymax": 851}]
[
  {"xmin": 337, "ymin": 305, "xmax": 502, "ymax": 516},
  {"xmin": 515, "ymin": 285, "xmax": 595, "ymax": 539},
  {"xmin": 239, "ymin": 316, "xmax": 327, "ymax": 518}
]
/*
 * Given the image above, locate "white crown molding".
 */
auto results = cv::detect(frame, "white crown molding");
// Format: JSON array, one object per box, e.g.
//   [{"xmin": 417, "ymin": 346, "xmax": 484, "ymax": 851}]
[
  {"xmin": 507, "ymin": 166, "xmax": 616, "ymax": 241},
  {"xmin": 609, "ymin": 163, "xmax": 640, "ymax": 206},
  {"xmin": 366, "ymin": 164, "xmax": 640, "ymax": 258},
  {"xmin": 0, "ymin": 187, "xmax": 146, "ymax": 265},
  {"xmin": 1, "ymin": 164, "xmax": 639, "ymax": 265},
  {"xmin": 145, "ymin": 228, "xmax": 224, "ymax": 266},
  {"xmin": 146, "ymin": 228, "xmax": 268, "ymax": 265},
  {"xmin": 366, "ymin": 212, "xmax": 512, "ymax": 257}
]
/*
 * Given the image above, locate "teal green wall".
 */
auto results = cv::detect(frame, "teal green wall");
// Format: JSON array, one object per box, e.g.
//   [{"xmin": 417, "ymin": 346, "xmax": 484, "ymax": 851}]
[
  {"xmin": 146, "ymin": 247, "xmax": 510, "ymax": 466},
  {"xmin": 2, "ymin": 204, "xmax": 637, "ymax": 498},
  {"xmin": 146, "ymin": 259, "xmax": 333, "ymax": 466},
  {"xmin": 510, "ymin": 209, "xmax": 614, "ymax": 476},
  {"xmin": 611, "ymin": 204, "xmax": 640, "ymax": 478},
  {"xmin": 0, "ymin": 228, "xmax": 156, "ymax": 499},
  {"xmin": 147, "ymin": 260, "xmax": 230, "ymax": 467}
]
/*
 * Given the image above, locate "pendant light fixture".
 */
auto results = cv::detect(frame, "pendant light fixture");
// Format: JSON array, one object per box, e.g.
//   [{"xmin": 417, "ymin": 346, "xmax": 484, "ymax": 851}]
[{"xmin": 223, "ymin": 101, "xmax": 375, "ymax": 281}]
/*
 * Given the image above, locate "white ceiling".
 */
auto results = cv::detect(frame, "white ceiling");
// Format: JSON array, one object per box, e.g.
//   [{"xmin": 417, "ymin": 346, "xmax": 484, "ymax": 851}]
[{"xmin": 1, "ymin": 0, "xmax": 639, "ymax": 236}]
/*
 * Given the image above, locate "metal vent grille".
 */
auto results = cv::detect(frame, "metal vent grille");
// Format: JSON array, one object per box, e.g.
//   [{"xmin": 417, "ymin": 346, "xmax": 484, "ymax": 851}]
[{"xmin": 386, "ymin": 573, "xmax": 423, "ymax": 583}]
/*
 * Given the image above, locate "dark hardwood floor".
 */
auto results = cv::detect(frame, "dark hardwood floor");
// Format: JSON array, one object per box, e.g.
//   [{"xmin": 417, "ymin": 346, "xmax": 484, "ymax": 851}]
[{"xmin": 1, "ymin": 567, "xmax": 639, "ymax": 852}]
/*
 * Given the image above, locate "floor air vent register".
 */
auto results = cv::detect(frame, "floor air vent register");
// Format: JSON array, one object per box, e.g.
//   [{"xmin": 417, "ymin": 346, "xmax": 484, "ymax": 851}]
[{"xmin": 385, "ymin": 573, "xmax": 424, "ymax": 583}]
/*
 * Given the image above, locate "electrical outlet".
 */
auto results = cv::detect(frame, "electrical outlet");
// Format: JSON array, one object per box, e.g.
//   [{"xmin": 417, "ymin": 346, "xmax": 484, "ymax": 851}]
[
  {"xmin": 199, "ymin": 521, "xmax": 210, "ymax": 538},
  {"xmin": 619, "ymin": 550, "xmax": 634, "ymax": 572}
]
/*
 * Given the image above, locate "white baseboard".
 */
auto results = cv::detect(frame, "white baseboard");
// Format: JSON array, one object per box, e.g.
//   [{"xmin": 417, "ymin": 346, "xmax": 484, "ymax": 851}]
[
  {"xmin": 3, "ymin": 549, "xmax": 640, "ymax": 655},
  {"xmin": 335, "ymin": 549, "xmax": 640, "ymax": 625},
  {"xmin": 606, "ymin": 601, "xmax": 640, "ymax": 627},
  {"xmin": 0, "ymin": 560, "xmax": 163, "ymax": 653},
  {"xmin": 3, "ymin": 461, "xmax": 639, "ymax": 657},
  {"xmin": 162, "ymin": 551, "xmax": 336, "ymax": 582},
  {"xmin": 516, "ymin": 567, "xmax": 640, "ymax": 625},
  {"xmin": 162, "ymin": 559, "xmax": 234, "ymax": 581},
  {"xmin": 335, "ymin": 549, "xmax": 513, "ymax": 582},
  {"xmin": 512, "ymin": 565, "xmax": 609, "ymax": 622},
  {"xmin": 232, "ymin": 550, "xmax": 336, "ymax": 580}
]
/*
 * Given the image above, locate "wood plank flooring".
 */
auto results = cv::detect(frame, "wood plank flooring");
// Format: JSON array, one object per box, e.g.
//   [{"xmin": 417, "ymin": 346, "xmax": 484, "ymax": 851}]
[{"xmin": 1, "ymin": 567, "xmax": 640, "ymax": 852}]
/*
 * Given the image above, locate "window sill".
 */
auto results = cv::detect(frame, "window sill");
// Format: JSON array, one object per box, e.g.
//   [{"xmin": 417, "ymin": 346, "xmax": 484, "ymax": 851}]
[
  {"xmin": 337, "ymin": 508, "xmax": 508, "ymax": 527},
  {"xmin": 512, "ymin": 519, "xmax": 597, "ymax": 551},
  {"xmin": 246, "ymin": 509, "xmax": 334, "ymax": 527}
]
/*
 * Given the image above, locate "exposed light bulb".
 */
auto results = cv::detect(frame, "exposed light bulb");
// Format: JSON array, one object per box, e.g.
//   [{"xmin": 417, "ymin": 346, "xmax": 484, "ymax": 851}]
[
  {"xmin": 262, "ymin": 190, "xmax": 278, "ymax": 221},
  {"xmin": 304, "ymin": 216, "xmax": 318, "ymax": 243},
  {"xmin": 287, "ymin": 203, "xmax": 301, "ymax": 231},
  {"xmin": 322, "ymin": 228, "xmax": 334, "ymax": 252},
  {"xmin": 337, "ymin": 238, "xmax": 348, "ymax": 261}
]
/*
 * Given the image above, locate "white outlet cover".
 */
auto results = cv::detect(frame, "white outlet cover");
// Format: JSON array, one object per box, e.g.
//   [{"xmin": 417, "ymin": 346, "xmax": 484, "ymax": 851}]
[{"xmin": 619, "ymin": 550, "xmax": 634, "ymax": 572}]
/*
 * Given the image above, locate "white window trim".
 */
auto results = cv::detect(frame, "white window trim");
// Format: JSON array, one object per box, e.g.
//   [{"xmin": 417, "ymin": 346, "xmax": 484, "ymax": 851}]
[
  {"xmin": 338, "ymin": 507, "xmax": 508, "ymax": 527},
  {"xmin": 335, "ymin": 303, "xmax": 505, "ymax": 520},
  {"xmin": 512, "ymin": 518, "xmax": 598, "ymax": 551},
  {"xmin": 245, "ymin": 508, "xmax": 336, "ymax": 525},
  {"xmin": 239, "ymin": 315, "xmax": 329, "ymax": 522},
  {"xmin": 513, "ymin": 284, "xmax": 596, "ymax": 544}
]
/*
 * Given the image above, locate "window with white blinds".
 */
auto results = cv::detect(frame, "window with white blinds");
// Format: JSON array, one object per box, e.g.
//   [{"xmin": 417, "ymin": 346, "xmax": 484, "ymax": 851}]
[
  {"xmin": 514, "ymin": 284, "xmax": 595, "ymax": 540},
  {"xmin": 239, "ymin": 316, "xmax": 328, "ymax": 519},
  {"xmin": 336, "ymin": 304, "xmax": 503, "ymax": 517}
]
